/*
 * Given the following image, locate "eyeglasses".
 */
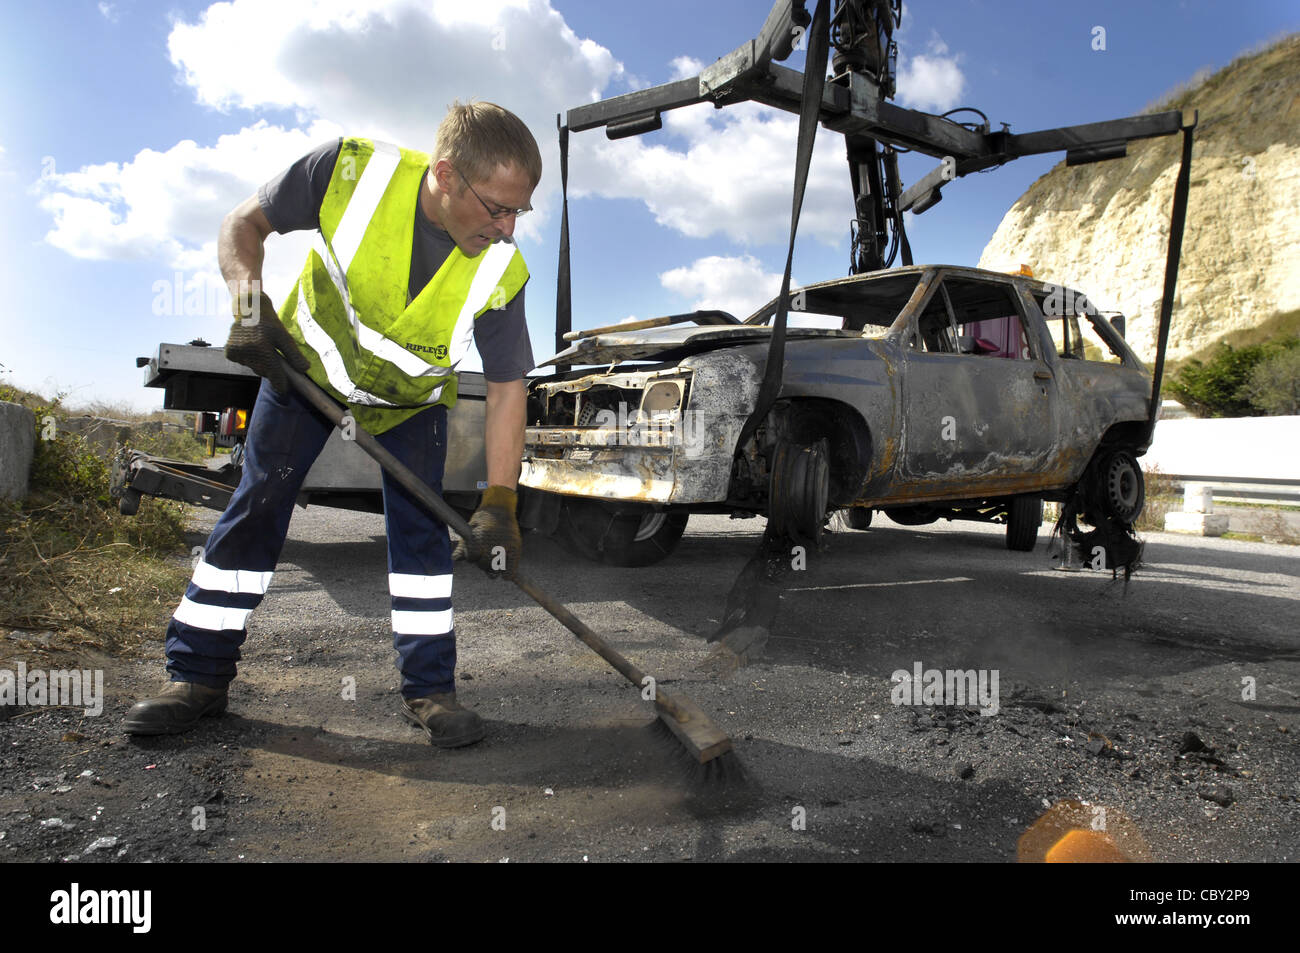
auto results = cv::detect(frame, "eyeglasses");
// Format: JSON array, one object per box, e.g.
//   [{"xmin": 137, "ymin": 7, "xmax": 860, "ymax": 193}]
[{"xmin": 455, "ymin": 168, "xmax": 531, "ymax": 220}]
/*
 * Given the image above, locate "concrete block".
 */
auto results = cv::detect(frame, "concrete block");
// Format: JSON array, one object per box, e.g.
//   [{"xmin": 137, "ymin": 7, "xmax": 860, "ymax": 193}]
[
  {"xmin": 0, "ymin": 401, "xmax": 36, "ymax": 501},
  {"xmin": 1183, "ymin": 483, "xmax": 1214, "ymax": 513},
  {"xmin": 1164, "ymin": 511, "xmax": 1230, "ymax": 536}
]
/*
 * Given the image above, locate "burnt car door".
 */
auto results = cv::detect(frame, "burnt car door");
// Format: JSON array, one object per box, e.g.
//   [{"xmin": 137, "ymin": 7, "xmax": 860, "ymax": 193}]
[
  {"xmin": 1025, "ymin": 284, "xmax": 1151, "ymax": 471},
  {"xmin": 898, "ymin": 271, "xmax": 1060, "ymax": 493}
]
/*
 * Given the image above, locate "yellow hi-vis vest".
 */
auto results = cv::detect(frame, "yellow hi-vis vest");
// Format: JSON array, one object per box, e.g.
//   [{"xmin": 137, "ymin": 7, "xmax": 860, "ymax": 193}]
[{"xmin": 279, "ymin": 137, "xmax": 529, "ymax": 434}]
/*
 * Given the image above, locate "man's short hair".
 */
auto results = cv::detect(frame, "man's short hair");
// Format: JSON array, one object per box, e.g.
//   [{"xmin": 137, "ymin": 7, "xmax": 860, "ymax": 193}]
[{"xmin": 432, "ymin": 101, "xmax": 542, "ymax": 188}]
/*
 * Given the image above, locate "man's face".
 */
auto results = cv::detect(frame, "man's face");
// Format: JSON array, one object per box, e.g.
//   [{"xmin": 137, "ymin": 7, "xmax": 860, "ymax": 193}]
[{"xmin": 426, "ymin": 159, "xmax": 535, "ymax": 257}]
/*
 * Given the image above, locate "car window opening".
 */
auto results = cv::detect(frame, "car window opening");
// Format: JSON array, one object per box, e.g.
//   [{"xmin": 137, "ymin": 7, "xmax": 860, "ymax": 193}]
[
  {"xmin": 1034, "ymin": 294, "xmax": 1126, "ymax": 364},
  {"xmin": 914, "ymin": 277, "xmax": 1034, "ymax": 359}
]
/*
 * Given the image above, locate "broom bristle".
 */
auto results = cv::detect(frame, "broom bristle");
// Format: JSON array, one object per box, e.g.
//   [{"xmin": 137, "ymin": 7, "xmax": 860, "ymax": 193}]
[{"xmin": 647, "ymin": 718, "xmax": 749, "ymax": 787}]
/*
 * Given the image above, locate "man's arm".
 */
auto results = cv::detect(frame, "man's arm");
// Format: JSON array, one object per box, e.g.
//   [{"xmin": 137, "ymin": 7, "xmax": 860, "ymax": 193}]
[
  {"xmin": 219, "ymin": 138, "xmax": 339, "ymax": 294},
  {"xmin": 217, "ymin": 194, "xmax": 308, "ymax": 392},
  {"xmin": 218, "ymin": 194, "xmax": 276, "ymax": 296},
  {"xmin": 483, "ymin": 378, "xmax": 526, "ymax": 490}
]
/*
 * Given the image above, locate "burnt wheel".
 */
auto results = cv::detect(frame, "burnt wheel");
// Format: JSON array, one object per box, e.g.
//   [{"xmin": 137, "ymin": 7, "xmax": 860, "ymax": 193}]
[
  {"xmin": 1096, "ymin": 449, "xmax": 1145, "ymax": 524},
  {"xmin": 556, "ymin": 499, "xmax": 688, "ymax": 567},
  {"xmin": 1005, "ymin": 495, "xmax": 1042, "ymax": 551}
]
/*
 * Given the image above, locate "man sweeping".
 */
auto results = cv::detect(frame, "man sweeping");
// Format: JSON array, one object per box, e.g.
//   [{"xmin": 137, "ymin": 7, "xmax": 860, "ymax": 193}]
[{"xmin": 124, "ymin": 101, "xmax": 540, "ymax": 747}]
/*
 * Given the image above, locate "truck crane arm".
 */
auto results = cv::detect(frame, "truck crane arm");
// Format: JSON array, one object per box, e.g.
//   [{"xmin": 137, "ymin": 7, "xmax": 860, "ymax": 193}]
[{"xmin": 561, "ymin": 0, "xmax": 1189, "ymax": 274}]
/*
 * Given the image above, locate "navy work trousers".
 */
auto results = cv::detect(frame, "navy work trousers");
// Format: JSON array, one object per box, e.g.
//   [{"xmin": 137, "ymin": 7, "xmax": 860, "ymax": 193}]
[{"xmin": 164, "ymin": 378, "xmax": 457, "ymax": 699}]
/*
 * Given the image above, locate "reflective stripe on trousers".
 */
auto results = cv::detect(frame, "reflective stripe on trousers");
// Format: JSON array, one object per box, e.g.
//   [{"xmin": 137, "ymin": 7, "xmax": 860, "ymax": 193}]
[{"xmin": 164, "ymin": 378, "xmax": 456, "ymax": 697}]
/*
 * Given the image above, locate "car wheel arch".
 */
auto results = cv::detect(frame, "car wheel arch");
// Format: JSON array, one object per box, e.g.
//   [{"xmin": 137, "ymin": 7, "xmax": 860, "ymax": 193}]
[
  {"xmin": 1098, "ymin": 420, "xmax": 1151, "ymax": 455},
  {"xmin": 765, "ymin": 397, "xmax": 873, "ymax": 506}
]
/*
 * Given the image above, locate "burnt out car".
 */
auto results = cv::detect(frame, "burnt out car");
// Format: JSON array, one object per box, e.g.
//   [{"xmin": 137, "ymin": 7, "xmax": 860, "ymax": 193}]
[{"xmin": 519, "ymin": 264, "xmax": 1150, "ymax": 566}]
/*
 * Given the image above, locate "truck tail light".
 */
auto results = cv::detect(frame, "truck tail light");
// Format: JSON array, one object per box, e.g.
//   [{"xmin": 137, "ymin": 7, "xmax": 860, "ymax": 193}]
[{"xmin": 220, "ymin": 407, "xmax": 248, "ymax": 438}]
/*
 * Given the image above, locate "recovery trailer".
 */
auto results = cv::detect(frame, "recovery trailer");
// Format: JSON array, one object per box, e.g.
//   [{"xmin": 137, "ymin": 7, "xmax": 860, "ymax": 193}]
[{"xmin": 111, "ymin": 341, "xmax": 491, "ymax": 518}]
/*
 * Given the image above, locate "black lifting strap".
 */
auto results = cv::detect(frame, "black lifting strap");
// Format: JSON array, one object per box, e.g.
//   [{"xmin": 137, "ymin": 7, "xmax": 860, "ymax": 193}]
[
  {"xmin": 1145, "ymin": 114, "xmax": 1197, "ymax": 445},
  {"xmin": 555, "ymin": 116, "xmax": 573, "ymax": 369},
  {"xmin": 734, "ymin": 0, "xmax": 831, "ymax": 456}
]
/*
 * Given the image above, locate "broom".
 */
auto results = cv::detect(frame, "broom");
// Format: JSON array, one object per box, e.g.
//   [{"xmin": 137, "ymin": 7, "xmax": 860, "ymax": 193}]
[{"xmin": 281, "ymin": 362, "xmax": 738, "ymax": 775}]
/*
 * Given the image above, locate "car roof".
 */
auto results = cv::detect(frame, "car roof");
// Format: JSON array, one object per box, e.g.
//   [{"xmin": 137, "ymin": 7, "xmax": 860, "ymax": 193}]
[{"xmin": 743, "ymin": 264, "xmax": 1092, "ymax": 324}]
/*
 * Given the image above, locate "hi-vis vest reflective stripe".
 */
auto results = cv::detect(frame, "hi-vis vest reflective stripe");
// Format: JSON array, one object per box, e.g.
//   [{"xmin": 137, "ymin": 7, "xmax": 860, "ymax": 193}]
[{"xmin": 279, "ymin": 137, "xmax": 529, "ymax": 434}]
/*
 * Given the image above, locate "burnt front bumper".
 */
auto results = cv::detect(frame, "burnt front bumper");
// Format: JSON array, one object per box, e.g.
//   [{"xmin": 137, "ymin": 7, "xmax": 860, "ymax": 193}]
[{"xmin": 521, "ymin": 355, "xmax": 760, "ymax": 504}]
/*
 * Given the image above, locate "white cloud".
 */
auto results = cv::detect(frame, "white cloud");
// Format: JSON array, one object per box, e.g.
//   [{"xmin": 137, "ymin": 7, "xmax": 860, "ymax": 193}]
[
  {"xmin": 35, "ymin": 120, "xmax": 341, "ymax": 306},
  {"xmin": 38, "ymin": 120, "xmax": 344, "ymax": 260},
  {"xmin": 37, "ymin": 0, "xmax": 922, "ymax": 289},
  {"xmin": 897, "ymin": 51, "xmax": 965, "ymax": 113},
  {"xmin": 163, "ymin": 1, "xmax": 853, "ymax": 252},
  {"xmin": 36, "ymin": 0, "xmax": 626, "ymax": 283},
  {"xmin": 166, "ymin": 0, "xmax": 620, "ymax": 155},
  {"xmin": 895, "ymin": 29, "xmax": 966, "ymax": 114},
  {"xmin": 163, "ymin": 0, "xmax": 628, "ymax": 244},
  {"xmin": 573, "ymin": 100, "xmax": 852, "ymax": 247},
  {"xmin": 669, "ymin": 56, "xmax": 704, "ymax": 80},
  {"xmin": 98, "ymin": 2, "xmax": 118, "ymax": 22},
  {"xmin": 660, "ymin": 254, "xmax": 789, "ymax": 319}
]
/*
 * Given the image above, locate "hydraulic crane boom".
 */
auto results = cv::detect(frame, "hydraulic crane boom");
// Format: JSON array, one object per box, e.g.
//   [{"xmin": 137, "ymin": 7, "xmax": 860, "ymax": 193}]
[{"xmin": 561, "ymin": 0, "xmax": 1188, "ymax": 275}]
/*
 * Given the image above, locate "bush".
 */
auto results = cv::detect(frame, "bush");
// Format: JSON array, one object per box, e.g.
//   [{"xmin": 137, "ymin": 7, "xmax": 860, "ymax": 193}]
[
  {"xmin": 1166, "ymin": 343, "xmax": 1267, "ymax": 416},
  {"xmin": 1240, "ymin": 344, "xmax": 1300, "ymax": 416},
  {"xmin": 1165, "ymin": 337, "xmax": 1300, "ymax": 417},
  {"xmin": 31, "ymin": 426, "xmax": 113, "ymax": 508},
  {"xmin": 131, "ymin": 423, "xmax": 210, "ymax": 464}
]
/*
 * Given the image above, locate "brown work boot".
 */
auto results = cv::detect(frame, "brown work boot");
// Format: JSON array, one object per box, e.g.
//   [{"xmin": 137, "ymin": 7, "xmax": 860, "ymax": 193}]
[
  {"xmin": 401, "ymin": 692, "xmax": 485, "ymax": 748},
  {"xmin": 123, "ymin": 681, "xmax": 228, "ymax": 736}
]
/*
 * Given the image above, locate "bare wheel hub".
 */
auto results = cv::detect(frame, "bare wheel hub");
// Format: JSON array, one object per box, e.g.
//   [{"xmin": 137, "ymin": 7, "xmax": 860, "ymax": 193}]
[{"xmin": 768, "ymin": 438, "xmax": 830, "ymax": 543}]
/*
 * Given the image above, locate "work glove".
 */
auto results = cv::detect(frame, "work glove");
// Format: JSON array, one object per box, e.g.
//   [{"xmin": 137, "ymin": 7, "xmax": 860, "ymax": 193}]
[
  {"xmin": 225, "ymin": 289, "xmax": 310, "ymax": 394},
  {"xmin": 453, "ymin": 485, "xmax": 522, "ymax": 577}
]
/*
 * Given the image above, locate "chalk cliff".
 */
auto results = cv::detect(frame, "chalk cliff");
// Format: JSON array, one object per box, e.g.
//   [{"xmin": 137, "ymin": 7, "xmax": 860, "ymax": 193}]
[{"xmin": 978, "ymin": 35, "xmax": 1300, "ymax": 363}]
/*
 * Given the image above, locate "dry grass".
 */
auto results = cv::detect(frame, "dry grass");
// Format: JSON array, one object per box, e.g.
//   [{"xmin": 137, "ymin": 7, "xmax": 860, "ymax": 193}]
[
  {"xmin": 1136, "ymin": 466, "xmax": 1178, "ymax": 534},
  {"xmin": 0, "ymin": 384, "xmax": 197, "ymax": 664},
  {"xmin": 1246, "ymin": 509, "xmax": 1300, "ymax": 546},
  {"xmin": 0, "ymin": 494, "xmax": 192, "ymax": 653}
]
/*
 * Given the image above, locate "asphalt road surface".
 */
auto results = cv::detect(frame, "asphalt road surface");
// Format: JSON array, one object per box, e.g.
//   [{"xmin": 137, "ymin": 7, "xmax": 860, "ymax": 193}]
[{"xmin": 2, "ymin": 508, "xmax": 1297, "ymax": 863}]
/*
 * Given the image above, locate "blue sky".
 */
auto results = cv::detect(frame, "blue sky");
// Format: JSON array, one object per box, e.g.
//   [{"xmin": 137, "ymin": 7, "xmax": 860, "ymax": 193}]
[{"xmin": 1, "ymin": 0, "xmax": 1296, "ymax": 411}]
